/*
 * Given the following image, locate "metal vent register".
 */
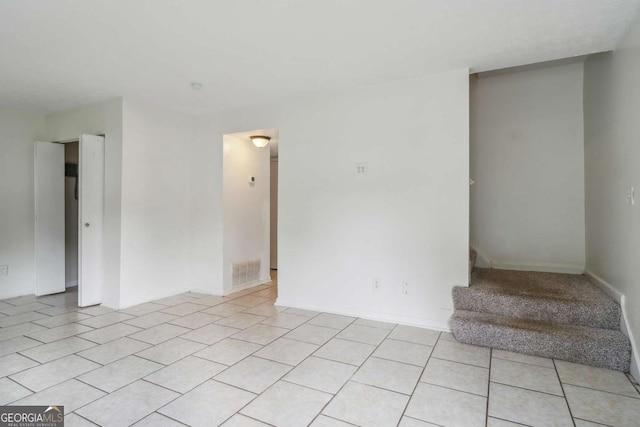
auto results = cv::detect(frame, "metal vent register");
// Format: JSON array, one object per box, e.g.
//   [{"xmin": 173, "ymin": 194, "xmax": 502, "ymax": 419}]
[{"xmin": 232, "ymin": 259, "xmax": 261, "ymax": 287}]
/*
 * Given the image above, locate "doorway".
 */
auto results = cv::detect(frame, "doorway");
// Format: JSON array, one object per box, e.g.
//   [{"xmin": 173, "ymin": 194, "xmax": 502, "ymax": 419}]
[
  {"xmin": 221, "ymin": 129, "xmax": 278, "ymax": 296},
  {"xmin": 64, "ymin": 142, "xmax": 79, "ymax": 291},
  {"xmin": 34, "ymin": 135, "xmax": 105, "ymax": 307}
]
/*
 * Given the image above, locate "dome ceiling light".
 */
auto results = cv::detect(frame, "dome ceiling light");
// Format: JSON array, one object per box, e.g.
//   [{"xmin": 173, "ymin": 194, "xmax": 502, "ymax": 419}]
[{"xmin": 250, "ymin": 135, "xmax": 271, "ymax": 148}]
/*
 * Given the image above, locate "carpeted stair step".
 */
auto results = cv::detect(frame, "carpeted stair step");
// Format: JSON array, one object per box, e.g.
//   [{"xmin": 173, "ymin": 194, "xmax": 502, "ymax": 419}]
[
  {"xmin": 453, "ymin": 268, "xmax": 621, "ymax": 329},
  {"xmin": 451, "ymin": 310, "xmax": 631, "ymax": 371}
]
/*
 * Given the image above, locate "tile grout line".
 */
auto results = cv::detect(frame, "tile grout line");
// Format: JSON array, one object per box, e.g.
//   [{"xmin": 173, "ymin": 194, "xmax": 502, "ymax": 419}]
[
  {"xmin": 197, "ymin": 379, "xmax": 263, "ymax": 425},
  {"xmin": 552, "ymin": 358, "xmax": 577, "ymax": 427},
  {"xmin": 229, "ymin": 412, "xmax": 278, "ymax": 427},
  {"xmin": 148, "ymin": 411, "xmax": 192, "ymax": 426},
  {"xmin": 279, "ymin": 377, "xmax": 343, "ymax": 397},
  {"xmin": 305, "ymin": 315, "xmax": 390, "ymax": 427},
  {"xmin": 562, "ymin": 382, "xmax": 640, "ymax": 400},
  {"xmin": 75, "ymin": 351, "xmax": 228, "ymax": 416},
  {"xmin": 416, "ymin": 380, "xmax": 490, "ymax": 399},
  {"xmin": 76, "ymin": 376, "xmax": 184, "ymax": 425},
  {"xmin": 488, "ymin": 415, "xmax": 532, "ymax": 426},
  {"xmin": 4, "ymin": 376, "xmax": 37, "ymax": 401},
  {"xmin": 401, "ymin": 414, "xmax": 446, "ymax": 427},
  {"xmin": 363, "ymin": 353, "xmax": 428, "ymax": 369},
  {"xmin": 491, "ymin": 353, "xmax": 556, "ymax": 369},
  {"xmin": 347, "ymin": 378, "xmax": 415, "ymax": 397},
  {"xmin": 485, "ymin": 347, "xmax": 492, "ymax": 427},
  {"xmin": 429, "ymin": 354, "xmax": 490, "ymax": 369},
  {"xmin": 67, "ymin": 411, "xmax": 100, "ymax": 426},
  {"xmin": 395, "ymin": 329, "xmax": 440, "ymax": 426},
  {"xmin": 320, "ymin": 414, "xmax": 361, "ymax": 426},
  {"xmin": 571, "ymin": 417, "xmax": 612, "ymax": 426},
  {"xmin": 490, "ymin": 380, "xmax": 572, "ymax": 399}
]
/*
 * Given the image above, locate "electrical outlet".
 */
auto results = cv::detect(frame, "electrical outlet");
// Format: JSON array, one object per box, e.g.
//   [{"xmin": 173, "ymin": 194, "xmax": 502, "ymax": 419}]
[
  {"xmin": 0, "ymin": 265, "xmax": 8, "ymax": 276},
  {"xmin": 402, "ymin": 281, "xmax": 409, "ymax": 295},
  {"xmin": 373, "ymin": 278, "xmax": 381, "ymax": 291}
]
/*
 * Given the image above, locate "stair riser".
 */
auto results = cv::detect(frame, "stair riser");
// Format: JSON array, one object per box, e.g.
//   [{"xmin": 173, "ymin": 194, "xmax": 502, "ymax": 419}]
[
  {"xmin": 453, "ymin": 287, "xmax": 620, "ymax": 330},
  {"xmin": 451, "ymin": 318, "xmax": 631, "ymax": 371}
]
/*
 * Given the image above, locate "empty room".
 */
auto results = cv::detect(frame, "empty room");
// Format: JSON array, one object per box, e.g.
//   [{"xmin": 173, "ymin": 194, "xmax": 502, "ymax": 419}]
[{"xmin": 1, "ymin": 1, "xmax": 640, "ymax": 426}]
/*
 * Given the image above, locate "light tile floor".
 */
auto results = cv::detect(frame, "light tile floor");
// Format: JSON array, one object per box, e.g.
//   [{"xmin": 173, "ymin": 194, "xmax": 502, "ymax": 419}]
[{"xmin": 2, "ymin": 276, "xmax": 640, "ymax": 426}]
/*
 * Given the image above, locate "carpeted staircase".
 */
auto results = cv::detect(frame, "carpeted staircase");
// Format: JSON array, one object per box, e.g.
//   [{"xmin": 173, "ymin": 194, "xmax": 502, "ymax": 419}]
[{"xmin": 451, "ymin": 257, "xmax": 631, "ymax": 371}]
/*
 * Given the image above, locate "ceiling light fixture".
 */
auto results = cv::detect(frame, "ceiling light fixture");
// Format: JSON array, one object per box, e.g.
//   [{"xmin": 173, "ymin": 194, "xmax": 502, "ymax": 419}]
[{"xmin": 250, "ymin": 135, "xmax": 271, "ymax": 148}]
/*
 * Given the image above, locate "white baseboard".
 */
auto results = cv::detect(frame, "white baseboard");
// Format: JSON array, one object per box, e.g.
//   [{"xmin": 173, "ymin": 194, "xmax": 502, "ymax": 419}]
[
  {"xmin": 584, "ymin": 270, "xmax": 622, "ymax": 303},
  {"xmin": 117, "ymin": 287, "xmax": 190, "ymax": 310},
  {"xmin": 0, "ymin": 289, "xmax": 36, "ymax": 300},
  {"xmin": 65, "ymin": 280, "xmax": 78, "ymax": 288},
  {"xmin": 488, "ymin": 261, "xmax": 584, "ymax": 274},
  {"xmin": 622, "ymin": 295, "xmax": 640, "ymax": 380},
  {"xmin": 188, "ymin": 288, "xmax": 219, "ymax": 296},
  {"xmin": 100, "ymin": 299, "xmax": 120, "ymax": 310},
  {"xmin": 223, "ymin": 277, "xmax": 271, "ymax": 296},
  {"xmin": 275, "ymin": 297, "xmax": 451, "ymax": 332},
  {"xmin": 468, "ymin": 246, "xmax": 583, "ymax": 274},
  {"xmin": 585, "ymin": 270, "xmax": 639, "ymax": 379}
]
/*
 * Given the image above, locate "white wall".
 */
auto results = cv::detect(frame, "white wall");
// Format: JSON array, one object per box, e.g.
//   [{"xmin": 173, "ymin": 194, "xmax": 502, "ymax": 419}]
[
  {"xmin": 222, "ymin": 134, "xmax": 270, "ymax": 293},
  {"xmin": 119, "ymin": 100, "xmax": 193, "ymax": 307},
  {"xmin": 45, "ymin": 98, "xmax": 194, "ymax": 308},
  {"xmin": 189, "ymin": 118, "xmax": 224, "ymax": 295},
  {"xmin": 470, "ymin": 63, "xmax": 586, "ymax": 273},
  {"xmin": 270, "ymin": 158, "xmax": 278, "ymax": 270},
  {"xmin": 0, "ymin": 108, "xmax": 46, "ymax": 299},
  {"xmin": 583, "ymin": 14, "xmax": 640, "ymax": 377},
  {"xmin": 191, "ymin": 69, "xmax": 469, "ymax": 330},
  {"xmin": 64, "ymin": 142, "xmax": 79, "ymax": 287},
  {"xmin": 46, "ymin": 98, "xmax": 123, "ymax": 307}
]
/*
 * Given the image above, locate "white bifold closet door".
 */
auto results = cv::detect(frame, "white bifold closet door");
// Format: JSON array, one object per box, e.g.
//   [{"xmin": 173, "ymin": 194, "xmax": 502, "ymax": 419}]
[
  {"xmin": 34, "ymin": 135, "xmax": 105, "ymax": 307},
  {"xmin": 35, "ymin": 141, "xmax": 66, "ymax": 296},
  {"xmin": 78, "ymin": 134, "xmax": 105, "ymax": 307}
]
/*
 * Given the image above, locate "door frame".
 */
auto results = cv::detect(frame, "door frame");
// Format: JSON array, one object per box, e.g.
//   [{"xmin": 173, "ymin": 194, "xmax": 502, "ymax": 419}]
[{"xmin": 34, "ymin": 135, "xmax": 105, "ymax": 306}]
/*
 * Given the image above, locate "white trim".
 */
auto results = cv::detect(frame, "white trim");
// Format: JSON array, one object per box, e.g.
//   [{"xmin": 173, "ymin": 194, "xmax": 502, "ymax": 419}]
[
  {"xmin": 585, "ymin": 270, "xmax": 639, "ymax": 379},
  {"xmin": 621, "ymin": 295, "xmax": 640, "ymax": 380},
  {"xmin": 224, "ymin": 277, "xmax": 271, "ymax": 296},
  {"xmin": 65, "ymin": 280, "xmax": 78, "ymax": 288},
  {"xmin": 584, "ymin": 270, "xmax": 623, "ymax": 303},
  {"xmin": 116, "ymin": 287, "xmax": 190, "ymax": 310},
  {"xmin": 469, "ymin": 246, "xmax": 585, "ymax": 274},
  {"xmin": 0, "ymin": 290, "xmax": 40, "ymax": 300},
  {"xmin": 488, "ymin": 261, "xmax": 584, "ymax": 274},
  {"xmin": 188, "ymin": 288, "xmax": 217, "ymax": 296},
  {"xmin": 100, "ymin": 299, "xmax": 119, "ymax": 309},
  {"xmin": 275, "ymin": 297, "xmax": 451, "ymax": 332}
]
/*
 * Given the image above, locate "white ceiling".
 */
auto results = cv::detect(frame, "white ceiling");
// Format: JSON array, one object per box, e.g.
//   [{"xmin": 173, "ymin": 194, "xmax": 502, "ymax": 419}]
[{"xmin": 1, "ymin": 0, "xmax": 639, "ymax": 114}]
